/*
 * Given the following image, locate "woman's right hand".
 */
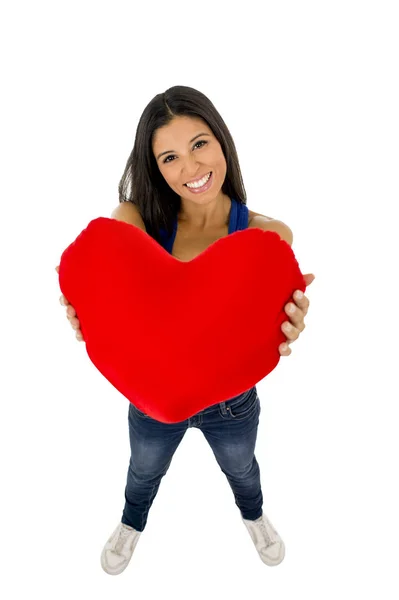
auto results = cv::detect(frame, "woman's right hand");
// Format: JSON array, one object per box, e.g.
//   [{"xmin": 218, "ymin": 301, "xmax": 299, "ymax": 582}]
[{"xmin": 55, "ymin": 265, "xmax": 85, "ymax": 342}]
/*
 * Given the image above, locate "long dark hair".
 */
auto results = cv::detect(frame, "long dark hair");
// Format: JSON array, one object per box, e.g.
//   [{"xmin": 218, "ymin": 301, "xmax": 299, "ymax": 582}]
[{"xmin": 117, "ymin": 85, "xmax": 247, "ymax": 245}]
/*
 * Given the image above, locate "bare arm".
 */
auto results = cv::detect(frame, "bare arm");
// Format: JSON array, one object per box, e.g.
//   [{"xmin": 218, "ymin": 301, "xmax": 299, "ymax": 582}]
[{"xmin": 111, "ymin": 202, "xmax": 147, "ymax": 232}]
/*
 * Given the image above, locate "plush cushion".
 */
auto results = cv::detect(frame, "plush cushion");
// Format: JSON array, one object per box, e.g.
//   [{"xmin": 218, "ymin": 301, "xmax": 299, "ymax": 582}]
[{"xmin": 58, "ymin": 217, "xmax": 306, "ymax": 423}]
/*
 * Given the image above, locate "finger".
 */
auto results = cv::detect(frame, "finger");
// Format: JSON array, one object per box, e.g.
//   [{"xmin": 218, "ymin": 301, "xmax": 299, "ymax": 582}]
[
  {"xmin": 293, "ymin": 290, "xmax": 310, "ymax": 315},
  {"xmin": 59, "ymin": 295, "xmax": 69, "ymax": 306},
  {"xmin": 66, "ymin": 305, "xmax": 76, "ymax": 318},
  {"xmin": 55, "ymin": 265, "xmax": 60, "ymax": 274},
  {"xmin": 282, "ymin": 321, "xmax": 300, "ymax": 341},
  {"xmin": 302, "ymin": 273, "xmax": 315, "ymax": 286},
  {"xmin": 279, "ymin": 342, "xmax": 292, "ymax": 356},
  {"xmin": 76, "ymin": 331, "xmax": 84, "ymax": 342},
  {"xmin": 68, "ymin": 316, "xmax": 80, "ymax": 330},
  {"xmin": 285, "ymin": 303, "xmax": 305, "ymax": 330}
]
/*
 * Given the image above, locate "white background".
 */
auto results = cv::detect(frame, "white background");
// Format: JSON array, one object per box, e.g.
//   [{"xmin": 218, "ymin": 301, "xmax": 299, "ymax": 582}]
[{"xmin": 1, "ymin": 0, "xmax": 398, "ymax": 597}]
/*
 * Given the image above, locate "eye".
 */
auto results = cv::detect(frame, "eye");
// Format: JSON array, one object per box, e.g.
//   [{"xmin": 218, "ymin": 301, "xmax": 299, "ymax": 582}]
[
  {"xmin": 163, "ymin": 140, "xmax": 208, "ymax": 164},
  {"xmin": 193, "ymin": 140, "xmax": 207, "ymax": 150}
]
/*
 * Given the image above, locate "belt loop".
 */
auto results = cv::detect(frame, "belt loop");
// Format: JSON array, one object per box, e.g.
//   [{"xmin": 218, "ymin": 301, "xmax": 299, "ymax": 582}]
[{"xmin": 219, "ymin": 401, "xmax": 228, "ymax": 415}]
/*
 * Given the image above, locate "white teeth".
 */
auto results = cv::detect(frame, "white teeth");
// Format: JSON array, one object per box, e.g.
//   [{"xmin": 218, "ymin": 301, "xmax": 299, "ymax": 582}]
[{"xmin": 186, "ymin": 172, "xmax": 211, "ymax": 188}]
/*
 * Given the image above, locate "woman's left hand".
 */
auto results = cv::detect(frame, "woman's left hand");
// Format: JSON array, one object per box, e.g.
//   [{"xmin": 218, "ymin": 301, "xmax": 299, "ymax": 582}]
[{"xmin": 279, "ymin": 273, "xmax": 315, "ymax": 356}]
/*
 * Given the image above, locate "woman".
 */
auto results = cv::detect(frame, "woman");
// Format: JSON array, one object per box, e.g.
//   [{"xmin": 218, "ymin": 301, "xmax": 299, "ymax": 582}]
[{"xmin": 56, "ymin": 86, "xmax": 315, "ymax": 575}]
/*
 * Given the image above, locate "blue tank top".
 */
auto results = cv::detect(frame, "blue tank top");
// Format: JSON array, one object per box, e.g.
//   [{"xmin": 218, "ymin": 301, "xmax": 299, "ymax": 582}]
[{"xmin": 158, "ymin": 197, "xmax": 248, "ymax": 253}]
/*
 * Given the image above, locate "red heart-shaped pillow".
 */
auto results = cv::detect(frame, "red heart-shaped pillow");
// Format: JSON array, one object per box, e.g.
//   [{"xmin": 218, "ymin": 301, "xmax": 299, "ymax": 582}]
[{"xmin": 58, "ymin": 217, "xmax": 306, "ymax": 423}]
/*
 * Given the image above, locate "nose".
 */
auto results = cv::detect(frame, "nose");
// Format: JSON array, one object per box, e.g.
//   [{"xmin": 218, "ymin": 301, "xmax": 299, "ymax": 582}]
[{"xmin": 182, "ymin": 154, "xmax": 201, "ymax": 180}]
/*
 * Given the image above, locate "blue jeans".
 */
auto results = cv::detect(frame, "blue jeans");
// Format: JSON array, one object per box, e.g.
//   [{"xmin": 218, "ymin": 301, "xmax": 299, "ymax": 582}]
[{"xmin": 121, "ymin": 386, "xmax": 263, "ymax": 532}]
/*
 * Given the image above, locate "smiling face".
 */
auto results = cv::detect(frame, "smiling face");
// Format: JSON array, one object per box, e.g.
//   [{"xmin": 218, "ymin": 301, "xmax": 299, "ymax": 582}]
[{"xmin": 152, "ymin": 115, "xmax": 228, "ymax": 205}]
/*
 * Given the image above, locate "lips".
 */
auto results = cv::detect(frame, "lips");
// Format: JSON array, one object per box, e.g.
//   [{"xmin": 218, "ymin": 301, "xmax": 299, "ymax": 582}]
[{"xmin": 184, "ymin": 171, "xmax": 212, "ymax": 186}]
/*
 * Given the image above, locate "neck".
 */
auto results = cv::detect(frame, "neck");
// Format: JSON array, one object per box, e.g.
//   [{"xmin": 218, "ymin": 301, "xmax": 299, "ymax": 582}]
[{"xmin": 178, "ymin": 193, "xmax": 232, "ymax": 230}]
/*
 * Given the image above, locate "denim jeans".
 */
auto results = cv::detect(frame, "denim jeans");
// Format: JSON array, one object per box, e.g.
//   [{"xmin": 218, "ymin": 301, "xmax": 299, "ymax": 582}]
[{"xmin": 121, "ymin": 386, "xmax": 263, "ymax": 532}]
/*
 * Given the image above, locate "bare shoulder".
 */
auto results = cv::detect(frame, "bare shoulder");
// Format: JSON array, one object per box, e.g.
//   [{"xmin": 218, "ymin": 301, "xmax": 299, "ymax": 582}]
[
  {"xmin": 248, "ymin": 210, "xmax": 293, "ymax": 246},
  {"xmin": 111, "ymin": 202, "xmax": 147, "ymax": 232}
]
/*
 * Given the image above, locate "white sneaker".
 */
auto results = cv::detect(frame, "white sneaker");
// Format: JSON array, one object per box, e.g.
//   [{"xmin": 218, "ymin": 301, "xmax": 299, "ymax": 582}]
[
  {"xmin": 242, "ymin": 512, "xmax": 285, "ymax": 566},
  {"xmin": 101, "ymin": 522, "xmax": 142, "ymax": 575}
]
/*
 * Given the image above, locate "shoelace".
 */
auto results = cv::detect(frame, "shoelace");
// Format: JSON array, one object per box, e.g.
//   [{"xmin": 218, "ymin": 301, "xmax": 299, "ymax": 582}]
[
  {"xmin": 257, "ymin": 516, "xmax": 278, "ymax": 547},
  {"xmin": 113, "ymin": 525, "xmax": 134, "ymax": 554}
]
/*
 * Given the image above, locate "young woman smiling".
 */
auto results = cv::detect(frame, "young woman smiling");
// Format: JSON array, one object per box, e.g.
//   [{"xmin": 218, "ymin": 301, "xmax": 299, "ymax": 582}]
[{"xmin": 56, "ymin": 86, "xmax": 315, "ymax": 575}]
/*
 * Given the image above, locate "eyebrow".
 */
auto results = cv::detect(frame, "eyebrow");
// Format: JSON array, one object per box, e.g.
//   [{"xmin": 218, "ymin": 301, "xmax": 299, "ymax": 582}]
[{"xmin": 156, "ymin": 133, "xmax": 210, "ymax": 160}]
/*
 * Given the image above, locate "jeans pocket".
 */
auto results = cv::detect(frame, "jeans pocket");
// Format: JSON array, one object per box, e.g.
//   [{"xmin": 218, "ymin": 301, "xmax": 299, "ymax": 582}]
[{"xmin": 225, "ymin": 387, "xmax": 259, "ymax": 420}]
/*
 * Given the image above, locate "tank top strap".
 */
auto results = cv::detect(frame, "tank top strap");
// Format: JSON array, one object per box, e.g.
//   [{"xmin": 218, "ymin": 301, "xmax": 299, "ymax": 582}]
[{"xmin": 228, "ymin": 197, "xmax": 249, "ymax": 233}]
